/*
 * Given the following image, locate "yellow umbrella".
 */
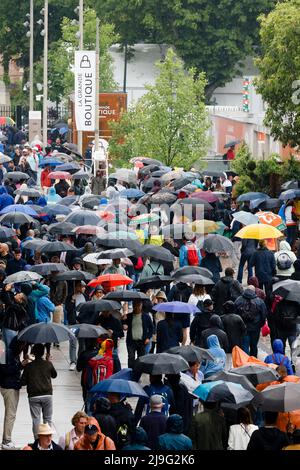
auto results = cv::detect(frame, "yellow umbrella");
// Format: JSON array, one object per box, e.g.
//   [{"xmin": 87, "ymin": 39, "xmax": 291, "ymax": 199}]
[
  {"xmin": 235, "ymin": 224, "xmax": 283, "ymax": 239},
  {"xmin": 190, "ymin": 220, "xmax": 219, "ymax": 234}
]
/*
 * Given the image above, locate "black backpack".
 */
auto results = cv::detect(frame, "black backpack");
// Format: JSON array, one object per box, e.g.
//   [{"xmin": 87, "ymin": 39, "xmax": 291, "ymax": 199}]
[{"xmin": 236, "ymin": 298, "xmax": 257, "ymax": 323}]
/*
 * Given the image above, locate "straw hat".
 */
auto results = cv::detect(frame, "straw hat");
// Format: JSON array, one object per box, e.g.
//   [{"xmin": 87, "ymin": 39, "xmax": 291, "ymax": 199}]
[{"xmin": 37, "ymin": 423, "xmax": 54, "ymax": 435}]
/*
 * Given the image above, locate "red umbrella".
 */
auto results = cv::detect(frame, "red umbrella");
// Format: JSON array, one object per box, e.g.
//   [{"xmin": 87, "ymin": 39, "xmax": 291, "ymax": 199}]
[
  {"xmin": 192, "ymin": 191, "xmax": 219, "ymax": 203},
  {"xmin": 88, "ymin": 274, "xmax": 133, "ymax": 288},
  {"xmin": 48, "ymin": 171, "xmax": 72, "ymax": 180}
]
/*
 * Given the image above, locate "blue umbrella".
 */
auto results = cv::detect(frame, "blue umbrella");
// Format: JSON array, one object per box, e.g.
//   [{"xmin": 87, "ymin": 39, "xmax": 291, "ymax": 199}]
[
  {"xmin": 57, "ymin": 163, "xmax": 81, "ymax": 173},
  {"xmin": 59, "ymin": 127, "xmax": 69, "ymax": 135},
  {"xmin": 39, "ymin": 158, "xmax": 64, "ymax": 168},
  {"xmin": 0, "ymin": 204, "xmax": 38, "ymax": 217},
  {"xmin": 279, "ymin": 189, "xmax": 300, "ymax": 201},
  {"xmin": 109, "ymin": 368, "xmax": 133, "ymax": 381},
  {"xmin": 120, "ymin": 189, "xmax": 145, "ymax": 199},
  {"xmin": 90, "ymin": 379, "xmax": 148, "ymax": 398},
  {"xmin": 152, "ymin": 301, "xmax": 200, "ymax": 314},
  {"xmin": 237, "ymin": 192, "xmax": 270, "ymax": 202},
  {"xmin": 193, "ymin": 380, "xmax": 254, "ymax": 404},
  {"xmin": 45, "ymin": 204, "xmax": 72, "ymax": 216}
]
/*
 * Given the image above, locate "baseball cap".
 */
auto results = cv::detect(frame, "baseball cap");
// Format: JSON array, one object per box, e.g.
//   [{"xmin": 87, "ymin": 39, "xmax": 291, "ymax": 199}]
[{"xmin": 84, "ymin": 424, "xmax": 98, "ymax": 435}]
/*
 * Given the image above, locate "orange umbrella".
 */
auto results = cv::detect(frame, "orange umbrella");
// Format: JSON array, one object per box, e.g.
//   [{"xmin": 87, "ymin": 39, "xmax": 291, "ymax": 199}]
[
  {"xmin": 256, "ymin": 211, "xmax": 286, "ymax": 231},
  {"xmin": 88, "ymin": 274, "xmax": 133, "ymax": 288}
]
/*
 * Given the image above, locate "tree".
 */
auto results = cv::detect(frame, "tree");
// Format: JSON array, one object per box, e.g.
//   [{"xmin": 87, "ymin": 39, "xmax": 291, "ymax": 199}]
[
  {"xmin": 109, "ymin": 48, "xmax": 211, "ymax": 169},
  {"xmin": 93, "ymin": 0, "xmax": 276, "ymax": 100},
  {"xmin": 255, "ymin": 0, "xmax": 300, "ymax": 147}
]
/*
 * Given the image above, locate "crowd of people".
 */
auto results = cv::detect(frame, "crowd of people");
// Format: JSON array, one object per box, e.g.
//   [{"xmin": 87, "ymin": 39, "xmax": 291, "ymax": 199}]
[{"xmin": 0, "ymin": 131, "xmax": 300, "ymax": 452}]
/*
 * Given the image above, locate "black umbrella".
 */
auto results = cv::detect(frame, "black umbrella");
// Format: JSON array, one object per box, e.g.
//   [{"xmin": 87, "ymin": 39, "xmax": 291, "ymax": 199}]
[
  {"xmin": 48, "ymin": 221, "xmax": 76, "ymax": 235},
  {"xmin": 30, "ymin": 263, "xmax": 68, "ymax": 275},
  {"xmin": 14, "ymin": 188, "xmax": 41, "ymax": 198},
  {"xmin": 72, "ymin": 170, "xmax": 90, "ymax": 180},
  {"xmin": 272, "ymin": 280, "xmax": 300, "ymax": 302},
  {"xmin": 150, "ymin": 192, "xmax": 177, "ymax": 205},
  {"xmin": 104, "ymin": 291, "xmax": 149, "ymax": 302},
  {"xmin": 96, "ymin": 237, "xmax": 144, "ymax": 253},
  {"xmin": 70, "ymin": 323, "xmax": 110, "ymax": 338},
  {"xmin": 22, "ymin": 239, "xmax": 47, "ymax": 251},
  {"xmin": 257, "ymin": 198, "xmax": 281, "ymax": 210},
  {"xmin": 251, "ymin": 382, "xmax": 300, "ymax": 412},
  {"xmin": 237, "ymin": 192, "xmax": 270, "ymax": 202},
  {"xmin": 160, "ymin": 224, "xmax": 193, "ymax": 238},
  {"xmin": 18, "ymin": 322, "xmax": 75, "ymax": 343},
  {"xmin": 151, "ymin": 170, "xmax": 169, "ymax": 178},
  {"xmin": 167, "ymin": 345, "xmax": 214, "ymax": 362},
  {"xmin": 45, "ymin": 204, "xmax": 72, "ymax": 217},
  {"xmin": 77, "ymin": 300, "xmax": 122, "ymax": 323},
  {"xmin": 0, "ymin": 226, "xmax": 15, "ymax": 241},
  {"xmin": 41, "ymin": 241, "xmax": 76, "ymax": 253},
  {"xmin": 203, "ymin": 370, "xmax": 257, "ymax": 394},
  {"xmin": 224, "ymin": 139, "xmax": 241, "ymax": 148},
  {"xmin": 139, "ymin": 165, "xmax": 160, "ymax": 177},
  {"xmin": 98, "ymin": 248, "xmax": 134, "ymax": 259},
  {"xmin": 62, "ymin": 142, "xmax": 82, "ymax": 157},
  {"xmin": 173, "ymin": 176, "xmax": 196, "ymax": 190},
  {"xmin": 142, "ymin": 178, "xmax": 159, "ymax": 191},
  {"xmin": 138, "ymin": 245, "xmax": 176, "ymax": 262},
  {"xmin": 281, "ymin": 180, "xmax": 299, "ymax": 191},
  {"xmin": 229, "ymin": 365, "xmax": 280, "ymax": 387},
  {"xmin": 59, "ymin": 196, "xmax": 79, "ymax": 206},
  {"xmin": 174, "ymin": 274, "xmax": 215, "ymax": 286},
  {"xmin": 4, "ymin": 172, "xmax": 30, "ymax": 182},
  {"xmin": 65, "ymin": 210, "xmax": 101, "ymax": 226},
  {"xmin": 81, "ymin": 196, "xmax": 102, "ymax": 209},
  {"xmin": 134, "ymin": 275, "xmax": 173, "ymax": 290},
  {"xmin": 174, "ymin": 198, "xmax": 213, "ymax": 210},
  {"xmin": 53, "ymin": 270, "xmax": 94, "ymax": 282},
  {"xmin": 139, "ymin": 158, "xmax": 164, "ymax": 166},
  {"xmin": 0, "ymin": 212, "xmax": 35, "ymax": 226},
  {"xmin": 58, "ymin": 163, "xmax": 81, "ymax": 174},
  {"xmin": 134, "ymin": 353, "xmax": 189, "ymax": 375},
  {"xmin": 171, "ymin": 266, "xmax": 213, "ymax": 279},
  {"xmin": 200, "ymin": 234, "xmax": 234, "ymax": 253}
]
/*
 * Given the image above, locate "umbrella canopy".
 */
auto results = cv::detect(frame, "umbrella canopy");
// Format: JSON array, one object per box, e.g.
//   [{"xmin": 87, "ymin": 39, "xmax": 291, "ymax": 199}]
[
  {"xmin": 150, "ymin": 192, "xmax": 177, "ymax": 205},
  {"xmin": 167, "ymin": 345, "xmax": 214, "ymax": 362},
  {"xmin": 174, "ymin": 274, "xmax": 215, "ymax": 286},
  {"xmin": 4, "ymin": 172, "xmax": 30, "ymax": 182},
  {"xmin": 138, "ymin": 245, "xmax": 175, "ymax": 262},
  {"xmin": 62, "ymin": 142, "xmax": 81, "ymax": 157},
  {"xmin": 224, "ymin": 140, "xmax": 241, "ymax": 148},
  {"xmin": 70, "ymin": 323, "xmax": 110, "ymax": 339},
  {"xmin": 30, "ymin": 263, "xmax": 67, "ymax": 275},
  {"xmin": 193, "ymin": 381, "xmax": 254, "ymax": 404},
  {"xmin": 4, "ymin": 271, "xmax": 42, "ymax": 285},
  {"xmin": 73, "ymin": 225, "xmax": 107, "ymax": 236},
  {"xmin": 97, "ymin": 248, "xmax": 134, "ymax": 260},
  {"xmin": 233, "ymin": 211, "xmax": 259, "ymax": 226},
  {"xmin": 204, "ymin": 370, "xmax": 257, "ymax": 394},
  {"xmin": 0, "ymin": 212, "xmax": 35, "ymax": 226},
  {"xmin": 129, "ymin": 213, "xmax": 160, "ymax": 225},
  {"xmin": 57, "ymin": 163, "xmax": 81, "ymax": 173},
  {"xmin": 18, "ymin": 322, "xmax": 75, "ymax": 343},
  {"xmin": 235, "ymin": 224, "xmax": 283, "ymax": 240},
  {"xmin": 39, "ymin": 158, "xmax": 64, "ymax": 167},
  {"xmin": 229, "ymin": 364, "xmax": 280, "ymax": 387},
  {"xmin": 120, "ymin": 189, "xmax": 145, "ymax": 199},
  {"xmin": 272, "ymin": 279, "xmax": 300, "ymax": 302},
  {"xmin": 96, "ymin": 236, "xmax": 142, "ymax": 251},
  {"xmin": 161, "ymin": 170, "xmax": 184, "ymax": 182},
  {"xmin": 77, "ymin": 300, "xmax": 122, "ymax": 323},
  {"xmin": 131, "ymin": 157, "xmax": 164, "ymax": 166},
  {"xmin": 134, "ymin": 353, "xmax": 189, "ymax": 375},
  {"xmin": 88, "ymin": 274, "xmax": 133, "ymax": 288},
  {"xmin": 45, "ymin": 204, "xmax": 72, "ymax": 217},
  {"xmin": 171, "ymin": 266, "xmax": 213, "ymax": 279},
  {"xmin": 176, "ymin": 198, "xmax": 213, "ymax": 210},
  {"xmin": 256, "ymin": 198, "xmax": 281, "ymax": 211},
  {"xmin": 103, "ymin": 291, "xmax": 149, "ymax": 302},
  {"xmin": 81, "ymin": 196, "xmax": 102, "ymax": 210},
  {"xmin": 65, "ymin": 210, "xmax": 102, "ymax": 226},
  {"xmin": 90, "ymin": 379, "xmax": 148, "ymax": 398},
  {"xmin": 59, "ymin": 196, "xmax": 79, "ymax": 206},
  {"xmin": 115, "ymin": 169, "xmax": 136, "ymax": 183},
  {"xmin": 281, "ymin": 180, "xmax": 299, "ymax": 190},
  {"xmin": 54, "ymin": 270, "xmax": 94, "ymax": 282},
  {"xmin": 256, "ymin": 211, "xmax": 286, "ymax": 231},
  {"xmin": 40, "ymin": 241, "xmax": 76, "ymax": 253},
  {"xmin": 22, "ymin": 239, "xmax": 47, "ymax": 251},
  {"xmin": 48, "ymin": 171, "xmax": 71, "ymax": 180},
  {"xmin": 72, "ymin": 170, "xmax": 90, "ymax": 180},
  {"xmin": 0, "ymin": 116, "xmax": 15, "ymax": 126},
  {"xmin": 251, "ymin": 382, "xmax": 300, "ymax": 412},
  {"xmin": 0, "ymin": 205, "xmax": 39, "ymax": 217},
  {"xmin": 173, "ymin": 176, "xmax": 196, "ymax": 190},
  {"xmin": 237, "ymin": 192, "xmax": 270, "ymax": 202},
  {"xmin": 14, "ymin": 188, "xmax": 41, "ymax": 198},
  {"xmin": 0, "ymin": 154, "xmax": 12, "ymax": 164},
  {"xmin": 191, "ymin": 191, "xmax": 219, "ymax": 203},
  {"xmin": 134, "ymin": 275, "xmax": 173, "ymax": 290},
  {"xmin": 0, "ymin": 226, "xmax": 15, "ymax": 241},
  {"xmin": 160, "ymin": 224, "xmax": 193, "ymax": 238},
  {"xmin": 109, "ymin": 368, "xmax": 133, "ymax": 381},
  {"xmin": 48, "ymin": 221, "xmax": 76, "ymax": 235},
  {"xmin": 191, "ymin": 220, "xmax": 221, "ymax": 235},
  {"xmin": 152, "ymin": 301, "xmax": 199, "ymax": 314},
  {"xmin": 200, "ymin": 234, "xmax": 234, "ymax": 253},
  {"xmin": 83, "ymin": 253, "xmax": 112, "ymax": 266},
  {"xmin": 279, "ymin": 189, "xmax": 300, "ymax": 201}
]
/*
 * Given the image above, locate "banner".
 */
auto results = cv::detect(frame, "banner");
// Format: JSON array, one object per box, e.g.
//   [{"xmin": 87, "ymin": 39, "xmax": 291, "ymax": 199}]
[{"xmin": 74, "ymin": 50, "xmax": 96, "ymax": 131}]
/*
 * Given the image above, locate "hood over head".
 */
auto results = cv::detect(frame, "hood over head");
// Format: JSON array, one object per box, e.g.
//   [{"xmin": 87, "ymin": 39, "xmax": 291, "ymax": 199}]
[
  {"xmin": 166, "ymin": 414, "xmax": 184, "ymax": 434},
  {"xmin": 209, "ymin": 314, "xmax": 223, "ymax": 328},
  {"xmin": 248, "ymin": 276, "xmax": 259, "ymax": 288},
  {"xmin": 132, "ymin": 427, "xmax": 149, "ymax": 445},
  {"xmin": 242, "ymin": 287, "xmax": 257, "ymax": 300},
  {"xmin": 279, "ymin": 240, "xmax": 292, "ymax": 251},
  {"xmin": 273, "ymin": 339, "xmax": 284, "ymax": 354},
  {"xmin": 20, "ymin": 283, "xmax": 33, "ymax": 296},
  {"xmin": 207, "ymin": 334, "xmax": 221, "ymax": 349}
]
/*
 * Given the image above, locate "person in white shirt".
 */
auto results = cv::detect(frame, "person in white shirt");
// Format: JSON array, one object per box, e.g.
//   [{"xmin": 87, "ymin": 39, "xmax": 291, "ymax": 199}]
[
  {"xmin": 188, "ymin": 284, "xmax": 211, "ymax": 314},
  {"xmin": 228, "ymin": 407, "xmax": 258, "ymax": 450},
  {"xmin": 58, "ymin": 411, "xmax": 88, "ymax": 450}
]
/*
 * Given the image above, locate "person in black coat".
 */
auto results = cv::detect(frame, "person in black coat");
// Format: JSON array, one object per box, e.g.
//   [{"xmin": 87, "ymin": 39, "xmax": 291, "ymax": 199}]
[
  {"xmin": 249, "ymin": 239, "xmax": 276, "ymax": 305},
  {"xmin": 200, "ymin": 252, "xmax": 222, "ymax": 284},
  {"xmin": 165, "ymin": 374, "xmax": 193, "ymax": 435},
  {"xmin": 211, "ymin": 267, "xmax": 243, "ymax": 315},
  {"xmin": 237, "ymin": 239, "xmax": 257, "ymax": 283},
  {"xmin": 167, "ymin": 282, "xmax": 192, "ymax": 345},
  {"xmin": 107, "ymin": 392, "xmax": 136, "ymax": 450},
  {"xmin": 290, "ymin": 259, "xmax": 300, "ymax": 280},
  {"xmin": 156, "ymin": 313, "xmax": 183, "ymax": 353},
  {"xmin": 221, "ymin": 300, "xmax": 247, "ymax": 351},
  {"xmin": 92, "ymin": 397, "xmax": 118, "ymax": 444},
  {"xmin": 247, "ymin": 411, "xmax": 290, "ymax": 450},
  {"xmin": 199, "ymin": 314, "xmax": 229, "ymax": 352},
  {"xmin": 190, "ymin": 299, "xmax": 214, "ymax": 346},
  {"xmin": 139, "ymin": 395, "xmax": 168, "ymax": 450}
]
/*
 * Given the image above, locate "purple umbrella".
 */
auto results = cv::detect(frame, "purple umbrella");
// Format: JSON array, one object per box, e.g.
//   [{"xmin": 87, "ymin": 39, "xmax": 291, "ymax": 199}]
[{"xmin": 152, "ymin": 301, "xmax": 200, "ymax": 314}]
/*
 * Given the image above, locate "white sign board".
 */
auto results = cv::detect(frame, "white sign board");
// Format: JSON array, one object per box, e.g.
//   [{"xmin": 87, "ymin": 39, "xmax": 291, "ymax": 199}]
[{"xmin": 74, "ymin": 51, "xmax": 96, "ymax": 131}]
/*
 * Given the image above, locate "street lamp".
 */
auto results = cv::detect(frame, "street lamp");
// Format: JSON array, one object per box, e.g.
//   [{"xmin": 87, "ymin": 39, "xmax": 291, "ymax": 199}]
[
  {"xmin": 38, "ymin": 0, "xmax": 49, "ymax": 148},
  {"xmin": 23, "ymin": 0, "xmax": 34, "ymax": 112}
]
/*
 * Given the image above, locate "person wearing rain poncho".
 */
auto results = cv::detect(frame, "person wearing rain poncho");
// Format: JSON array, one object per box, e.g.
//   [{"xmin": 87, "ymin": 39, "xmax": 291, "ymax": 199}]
[
  {"xmin": 46, "ymin": 186, "xmax": 61, "ymax": 206},
  {"xmin": 79, "ymin": 185, "xmax": 92, "ymax": 206},
  {"xmin": 201, "ymin": 334, "xmax": 226, "ymax": 378}
]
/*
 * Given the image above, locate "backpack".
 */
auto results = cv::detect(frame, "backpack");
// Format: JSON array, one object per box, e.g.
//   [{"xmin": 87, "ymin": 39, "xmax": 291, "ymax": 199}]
[
  {"xmin": 117, "ymin": 424, "xmax": 129, "ymax": 447},
  {"xmin": 276, "ymin": 252, "xmax": 293, "ymax": 270},
  {"xmin": 186, "ymin": 242, "xmax": 199, "ymax": 266},
  {"xmin": 84, "ymin": 355, "xmax": 113, "ymax": 391},
  {"xmin": 236, "ymin": 298, "xmax": 257, "ymax": 323}
]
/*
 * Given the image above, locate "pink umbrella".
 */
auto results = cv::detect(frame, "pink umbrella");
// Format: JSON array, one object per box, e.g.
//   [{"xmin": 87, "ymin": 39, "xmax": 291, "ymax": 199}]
[
  {"xmin": 48, "ymin": 171, "xmax": 72, "ymax": 180},
  {"xmin": 192, "ymin": 191, "xmax": 219, "ymax": 203},
  {"xmin": 72, "ymin": 225, "xmax": 107, "ymax": 236}
]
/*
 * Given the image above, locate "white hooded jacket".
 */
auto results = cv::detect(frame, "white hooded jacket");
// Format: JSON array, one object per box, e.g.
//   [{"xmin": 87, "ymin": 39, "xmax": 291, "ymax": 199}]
[{"xmin": 274, "ymin": 240, "xmax": 297, "ymax": 277}]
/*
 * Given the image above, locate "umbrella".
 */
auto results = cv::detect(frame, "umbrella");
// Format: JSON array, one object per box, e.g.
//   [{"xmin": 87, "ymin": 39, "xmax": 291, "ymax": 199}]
[
  {"xmin": 0, "ymin": 212, "xmax": 35, "ymax": 226},
  {"xmin": 129, "ymin": 213, "xmax": 160, "ymax": 225},
  {"xmin": 45, "ymin": 204, "xmax": 72, "ymax": 217},
  {"xmin": 57, "ymin": 162, "xmax": 81, "ymax": 173},
  {"xmin": 150, "ymin": 192, "xmax": 177, "ymax": 205},
  {"xmin": 48, "ymin": 171, "xmax": 71, "ymax": 180},
  {"xmin": 18, "ymin": 322, "xmax": 75, "ymax": 343},
  {"xmin": 134, "ymin": 353, "xmax": 189, "ymax": 375},
  {"xmin": 171, "ymin": 266, "xmax": 213, "ymax": 279},
  {"xmin": 97, "ymin": 248, "xmax": 134, "ymax": 260},
  {"xmin": 190, "ymin": 220, "xmax": 220, "ymax": 234},
  {"xmin": 88, "ymin": 274, "xmax": 133, "ymax": 288},
  {"xmin": 59, "ymin": 196, "xmax": 79, "ymax": 206},
  {"xmin": 235, "ymin": 224, "xmax": 283, "ymax": 239},
  {"xmin": 115, "ymin": 169, "xmax": 136, "ymax": 183},
  {"xmin": 134, "ymin": 275, "xmax": 173, "ymax": 290},
  {"xmin": 152, "ymin": 301, "xmax": 199, "ymax": 314},
  {"xmin": 251, "ymin": 382, "xmax": 300, "ymax": 412},
  {"xmin": 272, "ymin": 279, "xmax": 300, "ymax": 302},
  {"xmin": 281, "ymin": 180, "xmax": 299, "ymax": 191},
  {"xmin": 256, "ymin": 211, "xmax": 286, "ymax": 231},
  {"xmin": 81, "ymin": 196, "xmax": 102, "ymax": 210},
  {"xmin": 65, "ymin": 210, "xmax": 102, "ymax": 226},
  {"xmin": 161, "ymin": 170, "xmax": 184, "ymax": 182},
  {"xmin": 83, "ymin": 253, "xmax": 112, "ymax": 265},
  {"xmin": 224, "ymin": 140, "xmax": 241, "ymax": 148},
  {"xmin": 120, "ymin": 189, "xmax": 145, "ymax": 199},
  {"xmin": 96, "ymin": 237, "xmax": 143, "ymax": 251},
  {"xmin": 77, "ymin": 299, "xmax": 121, "ymax": 316},
  {"xmin": 191, "ymin": 191, "xmax": 220, "ymax": 203},
  {"xmin": 160, "ymin": 224, "xmax": 193, "ymax": 238},
  {"xmin": 21, "ymin": 239, "xmax": 47, "ymax": 251},
  {"xmin": 0, "ymin": 226, "xmax": 15, "ymax": 241},
  {"xmin": 48, "ymin": 221, "xmax": 76, "ymax": 235},
  {"xmin": 167, "ymin": 345, "xmax": 214, "ymax": 362},
  {"xmin": 193, "ymin": 381, "xmax": 254, "ymax": 404},
  {"xmin": 131, "ymin": 157, "xmax": 164, "ymax": 166},
  {"xmin": 72, "ymin": 170, "xmax": 90, "ymax": 180},
  {"xmin": 151, "ymin": 170, "xmax": 169, "ymax": 178},
  {"xmin": 233, "ymin": 211, "xmax": 259, "ymax": 226},
  {"xmin": 39, "ymin": 158, "xmax": 64, "ymax": 167},
  {"xmin": 30, "ymin": 263, "xmax": 67, "ymax": 275},
  {"xmin": 4, "ymin": 172, "xmax": 30, "ymax": 182},
  {"xmin": 14, "ymin": 188, "xmax": 41, "ymax": 198},
  {"xmin": 229, "ymin": 364, "xmax": 280, "ymax": 387},
  {"xmin": 0, "ymin": 117, "xmax": 15, "ymax": 126},
  {"xmin": 90, "ymin": 379, "xmax": 149, "ymax": 398},
  {"xmin": 279, "ymin": 189, "xmax": 300, "ymax": 201},
  {"xmin": 174, "ymin": 274, "xmax": 215, "ymax": 285},
  {"xmin": 237, "ymin": 192, "xmax": 270, "ymax": 202},
  {"xmin": 138, "ymin": 245, "xmax": 175, "ymax": 262},
  {"xmin": 72, "ymin": 225, "xmax": 107, "ymax": 236},
  {"xmin": 0, "ymin": 154, "xmax": 12, "ymax": 164},
  {"xmin": 0, "ymin": 205, "xmax": 39, "ymax": 217},
  {"xmin": 40, "ymin": 241, "xmax": 76, "ymax": 253},
  {"xmin": 173, "ymin": 176, "xmax": 196, "ymax": 190},
  {"xmin": 109, "ymin": 368, "xmax": 133, "ymax": 381},
  {"xmin": 54, "ymin": 270, "xmax": 94, "ymax": 282},
  {"xmin": 255, "ymin": 198, "xmax": 281, "ymax": 211},
  {"xmin": 103, "ymin": 291, "xmax": 149, "ymax": 302},
  {"xmin": 200, "ymin": 234, "xmax": 234, "ymax": 253},
  {"xmin": 4, "ymin": 271, "xmax": 42, "ymax": 285},
  {"xmin": 204, "ymin": 370, "xmax": 257, "ymax": 394},
  {"xmin": 175, "ymin": 198, "xmax": 213, "ymax": 211},
  {"xmin": 69, "ymin": 323, "xmax": 110, "ymax": 339},
  {"xmin": 62, "ymin": 142, "xmax": 81, "ymax": 157}
]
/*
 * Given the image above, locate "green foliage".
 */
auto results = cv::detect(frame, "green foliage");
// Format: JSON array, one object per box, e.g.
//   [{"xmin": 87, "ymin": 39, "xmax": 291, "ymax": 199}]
[
  {"xmin": 94, "ymin": 0, "xmax": 276, "ymax": 99},
  {"xmin": 281, "ymin": 155, "xmax": 300, "ymax": 182},
  {"xmin": 109, "ymin": 48, "xmax": 211, "ymax": 169},
  {"xmin": 231, "ymin": 142, "xmax": 256, "ymax": 175},
  {"xmin": 255, "ymin": 0, "xmax": 300, "ymax": 147}
]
